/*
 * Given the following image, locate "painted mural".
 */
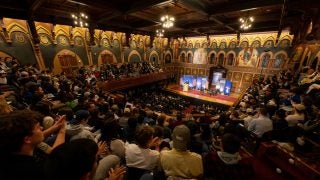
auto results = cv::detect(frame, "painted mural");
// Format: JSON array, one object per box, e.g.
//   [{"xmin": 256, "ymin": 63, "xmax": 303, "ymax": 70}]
[
  {"xmin": 193, "ymin": 48, "xmax": 207, "ymax": 64},
  {"xmin": 237, "ymin": 48, "xmax": 258, "ymax": 67}
]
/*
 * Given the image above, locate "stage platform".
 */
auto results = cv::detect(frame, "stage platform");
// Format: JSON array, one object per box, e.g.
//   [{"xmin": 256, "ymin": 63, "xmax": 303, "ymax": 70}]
[{"xmin": 166, "ymin": 85, "xmax": 241, "ymax": 106}]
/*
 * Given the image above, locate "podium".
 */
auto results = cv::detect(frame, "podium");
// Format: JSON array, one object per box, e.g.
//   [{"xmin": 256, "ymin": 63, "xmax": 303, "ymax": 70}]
[{"xmin": 183, "ymin": 83, "xmax": 189, "ymax": 92}]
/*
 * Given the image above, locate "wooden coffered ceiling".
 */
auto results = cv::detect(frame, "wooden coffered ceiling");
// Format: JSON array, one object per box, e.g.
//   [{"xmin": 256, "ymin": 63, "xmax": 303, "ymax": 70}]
[{"xmin": 0, "ymin": 0, "xmax": 319, "ymax": 38}]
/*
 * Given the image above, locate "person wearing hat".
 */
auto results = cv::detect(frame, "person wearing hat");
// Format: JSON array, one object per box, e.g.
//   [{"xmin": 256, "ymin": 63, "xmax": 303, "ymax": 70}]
[
  {"xmin": 285, "ymin": 104, "xmax": 305, "ymax": 127},
  {"xmin": 159, "ymin": 125, "xmax": 203, "ymax": 179},
  {"xmin": 66, "ymin": 110, "xmax": 96, "ymax": 142}
]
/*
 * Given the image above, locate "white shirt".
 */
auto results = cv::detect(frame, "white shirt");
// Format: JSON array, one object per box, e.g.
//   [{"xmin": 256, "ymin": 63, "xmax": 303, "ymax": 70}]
[
  {"xmin": 125, "ymin": 143, "xmax": 159, "ymax": 170},
  {"xmin": 285, "ymin": 113, "xmax": 305, "ymax": 127},
  {"xmin": 248, "ymin": 115, "xmax": 273, "ymax": 138}
]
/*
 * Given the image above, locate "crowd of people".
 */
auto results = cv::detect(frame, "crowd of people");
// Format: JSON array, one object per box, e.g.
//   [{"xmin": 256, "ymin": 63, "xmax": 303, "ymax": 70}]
[{"xmin": 0, "ymin": 55, "xmax": 320, "ymax": 180}]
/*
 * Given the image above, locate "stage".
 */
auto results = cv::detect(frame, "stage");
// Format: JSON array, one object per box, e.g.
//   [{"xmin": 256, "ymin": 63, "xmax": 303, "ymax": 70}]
[{"xmin": 166, "ymin": 85, "xmax": 241, "ymax": 106}]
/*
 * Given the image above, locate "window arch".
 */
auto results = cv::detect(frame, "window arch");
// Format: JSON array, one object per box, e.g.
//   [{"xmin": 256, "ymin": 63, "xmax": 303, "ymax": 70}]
[
  {"xmin": 180, "ymin": 53, "xmax": 186, "ymax": 62},
  {"xmin": 187, "ymin": 53, "xmax": 193, "ymax": 63},
  {"xmin": 209, "ymin": 53, "xmax": 215, "ymax": 64},
  {"xmin": 218, "ymin": 53, "xmax": 224, "ymax": 65},
  {"xmin": 227, "ymin": 53, "xmax": 234, "ymax": 65}
]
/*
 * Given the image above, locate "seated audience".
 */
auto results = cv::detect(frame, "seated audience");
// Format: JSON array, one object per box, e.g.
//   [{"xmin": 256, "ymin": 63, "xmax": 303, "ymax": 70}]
[
  {"xmin": 204, "ymin": 133, "xmax": 254, "ymax": 179},
  {"xmin": 160, "ymin": 125, "xmax": 203, "ymax": 179},
  {"xmin": 247, "ymin": 108, "xmax": 273, "ymax": 138}
]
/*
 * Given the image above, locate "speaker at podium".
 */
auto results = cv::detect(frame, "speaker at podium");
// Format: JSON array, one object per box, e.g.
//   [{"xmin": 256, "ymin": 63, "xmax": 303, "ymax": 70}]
[{"xmin": 183, "ymin": 82, "xmax": 189, "ymax": 92}]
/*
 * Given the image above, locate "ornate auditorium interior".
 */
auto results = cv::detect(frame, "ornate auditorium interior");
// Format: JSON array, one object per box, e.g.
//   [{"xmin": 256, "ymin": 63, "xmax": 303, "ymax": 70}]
[{"xmin": 1, "ymin": 0, "xmax": 320, "ymax": 179}]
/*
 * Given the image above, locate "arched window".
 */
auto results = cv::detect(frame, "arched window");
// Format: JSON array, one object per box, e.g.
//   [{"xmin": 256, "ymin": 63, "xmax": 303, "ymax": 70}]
[
  {"xmin": 218, "ymin": 53, "xmax": 224, "ymax": 65},
  {"xmin": 274, "ymin": 54, "xmax": 285, "ymax": 68},
  {"xmin": 180, "ymin": 53, "xmax": 186, "ymax": 62},
  {"xmin": 210, "ymin": 53, "xmax": 215, "ymax": 64},
  {"xmin": 261, "ymin": 54, "xmax": 270, "ymax": 67},
  {"xmin": 187, "ymin": 53, "xmax": 192, "ymax": 63},
  {"xmin": 227, "ymin": 54, "xmax": 234, "ymax": 65}
]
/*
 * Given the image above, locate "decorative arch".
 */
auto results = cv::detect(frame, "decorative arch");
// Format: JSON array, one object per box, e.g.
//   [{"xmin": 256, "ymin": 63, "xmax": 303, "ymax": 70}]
[
  {"xmin": 219, "ymin": 41, "xmax": 227, "ymax": 49},
  {"xmin": 101, "ymin": 32, "xmax": 111, "ymax": 40},
  {"xmin": 273, "ymin": 50, "xmax": 288, "ymax": 59},
  {"xmin": 149, "ymin": 50, "xmax": 159, "ymax": 63},
  {"xmin": 251, "ymin": 39, "xmax": 261, "ymax": 48},
  {"xmin": 211, "ymin": 41, "xmax": 218, "ymax": 48},
  {"xmin": 259, "ymin": 52, "xmax": 273, "ymax": 67},
  {"xmin": 36, "ymin": 25, "xmax": 51, "ymax": 35},
  {"xmin": 208, "ymin": 50, "xmax": 217, "ymax": 64},
  {"xmin": 164, "ymin": 50, "xmax": 172, "ymax": 64},
  {"xmin": 53, "ymin": 49, "xmax": 83, "ymax": 75},
  {"xmin": 101, "ymin": 38, "xmax": 111, "ymax": 47},
  {"xmin": 279, "ymin": 35, "xmax": 292, "ymax": 43},
  {"xmin": 273, "ymin": 51, "xmax": 287, "ymax": 68},
  {"xmin": 39, "ymin": 33, "xmax": 53, "ymax": 45},
  {"xmin": 217, "ymin": 51, "xmax": 225, "ymax": 65},
  {"xmin": 239, "ymin": 37, "xmax": 249, "ymax": 46},
  {"xmin": 128, "ymin": 50, "xmax": 141, "ymax": 63},
  {"xmin": 179, "ymin": 51, "xmax": 187, "ymax": 62},
  {"xmin": 263, "ymin": 36, "xmax": 275, "ymax": 47},
  {"xmin": 229, "ymin": 40, "xmax": 237, "ymax": 48},
  {"xmin": 98, "ymin": 49, "xmax": 117, "ymax": 65},
  {"xmin": 55, "ymin": 28, "xmax": 69, "ymax": 37},
  {"xmin": 226, "ymin": 50, "xmax": 236, "ymax": 65},
  {"xmin": 278, "ymin": 39, "xmax": 290, "ymax": 48},
  {"xmin": 73, "ymin": 30, "xmax": 84, "ymax": 38},
  {"xmin": 186, "ymin": 50, "xmax": 193, "ymax": 63},
  {"xmin": 56, "ymin": 34, "xmax": 70, "ymax": 46},
  {"xmin": 7, "ymin": 23, "xmax": 28, "ymax": 35}
]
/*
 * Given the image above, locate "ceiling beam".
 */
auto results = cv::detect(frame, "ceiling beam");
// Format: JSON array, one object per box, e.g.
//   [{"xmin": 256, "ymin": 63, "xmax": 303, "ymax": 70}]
[
  {"xmin": 29, "ymin": 0, "xmax": 46, "ymax": 12},
  {"xmin": 208, "ymin": 0, "xmax": 282, "ymax": 15},
  {"xmin": 126, "ymin": 0, "xmax": 173, "ymax": 14},
  {"xmin": 178, "ymin": 0, "xmax": 236, "ymax": 32}
]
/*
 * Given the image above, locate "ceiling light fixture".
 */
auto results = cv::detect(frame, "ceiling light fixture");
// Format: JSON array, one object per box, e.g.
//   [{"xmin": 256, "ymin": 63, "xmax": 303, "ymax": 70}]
[
  {"xmin": 239, "ymin": 16, "xmax": 254, "ymax": 30},
  {"xmin": 71, "ymin": 12, "xmax": 89, "ymax": 27},
  {"xmin": 156, "ymin": 29, "xmax": 165, "ymax": 37},
  {"xmin": 160, "ymin": 14, "xmax": 175, "ymax": 28}
]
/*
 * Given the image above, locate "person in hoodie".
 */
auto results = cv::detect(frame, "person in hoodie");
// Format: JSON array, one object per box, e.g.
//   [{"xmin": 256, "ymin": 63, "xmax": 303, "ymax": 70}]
[{"xmin": 66, "ymin": 110, "xmax": 98, "ymax": 142}]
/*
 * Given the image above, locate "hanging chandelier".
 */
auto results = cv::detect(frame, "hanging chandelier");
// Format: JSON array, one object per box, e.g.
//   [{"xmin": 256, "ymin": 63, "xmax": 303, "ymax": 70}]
[
  {"xmin": 156, "ymin": 29, "xmax": 165, "ymax": 37},
  {"xmin": 71, "ymin": 12, "xmax": 89, "ymax": 27},
  {"xmin": 161, "ymin": 14, "xmax": 175, "ymax": 28},
  {"xmin": 239, "ymin": 16, "xmax": 254, "ymax": 30}
]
